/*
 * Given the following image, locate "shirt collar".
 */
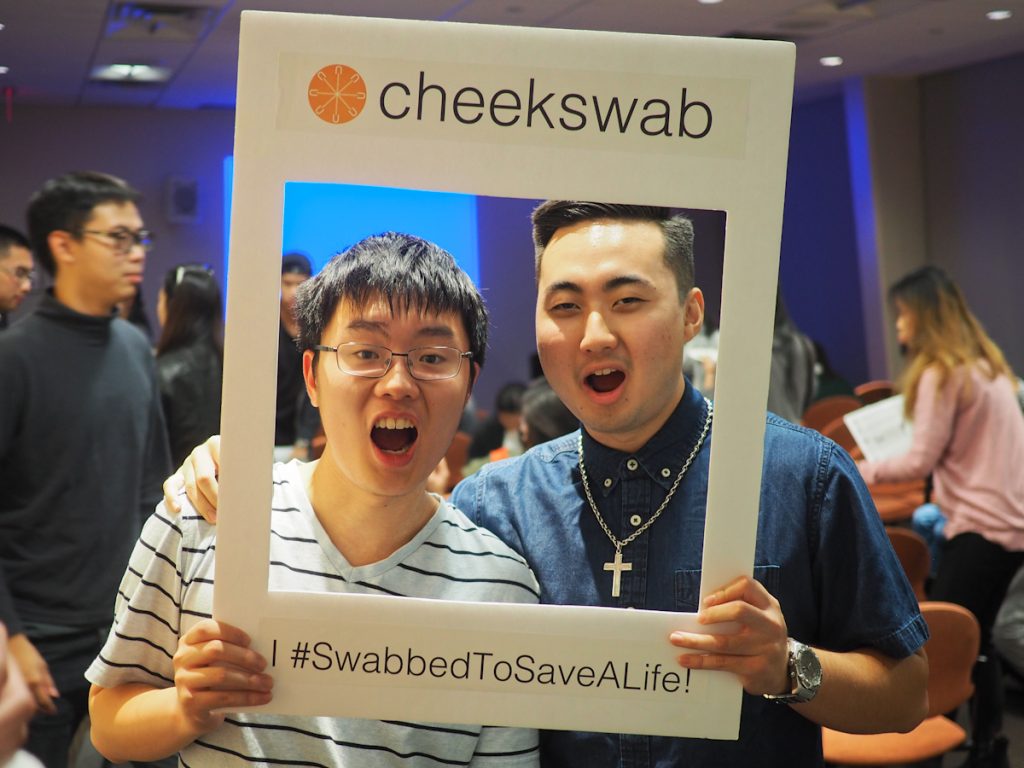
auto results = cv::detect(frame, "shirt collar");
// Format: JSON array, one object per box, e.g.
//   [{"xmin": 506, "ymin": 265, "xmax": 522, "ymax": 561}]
[{"xmin": 579, "ymin": 380, "xmax": 711, "ymax": 496}]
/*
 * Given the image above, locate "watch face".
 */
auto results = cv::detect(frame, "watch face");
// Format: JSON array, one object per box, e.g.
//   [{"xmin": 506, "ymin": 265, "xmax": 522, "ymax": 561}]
[{"xmin": 794, "ymin": 645, "xmax": 822, "ymax": 690}]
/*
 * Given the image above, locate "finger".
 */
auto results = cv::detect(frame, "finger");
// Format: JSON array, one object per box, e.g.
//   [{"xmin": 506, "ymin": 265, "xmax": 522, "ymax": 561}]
[
  {"xmin": 30, "ymin": 682, "xmax": 58, "ymax": 715},
  {"xmin": 176, "ymin": 640, "xmax": 268, "ymax": 675},
  {"xmin": 181, "ymin": 619, "xmax": 252, "ymax": 649},
  {"xmin": 162, "ymin": 471, "xmax": 185, "ymax": 514},
  {"xmin": 177, "ymin": 665, "xmax": 274, "ymax": 694},
  {"xmin": 703, "ymin": 575, "xmax": 772, "ymax": 610},
  {"xmin": 669, "ymin": 630, "xmax": 747, "ymax": 655},
  {"xmin": 187, "ymin": 444, "xmax": 220, "ymax": 523},
  {"xmin": 183, "ymin": 687, "xmax": 273, "ymax": 713}
]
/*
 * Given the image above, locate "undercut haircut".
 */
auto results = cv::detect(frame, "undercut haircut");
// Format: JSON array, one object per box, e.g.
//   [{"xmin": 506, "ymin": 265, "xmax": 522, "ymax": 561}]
[
  {"xmin": 0, "ymin": 225, "xmax": 30, "ymax": 259},
  {"xmin": 531, "ymin": 201, "xmax": 695, "ymax": 300},
  {"xmin": 26, "ymin": 171, "xmax": 140, "ymax": 275},
  {"xmin": 295, "ymin": 232, "xmax": 488, "ymax": 383}
]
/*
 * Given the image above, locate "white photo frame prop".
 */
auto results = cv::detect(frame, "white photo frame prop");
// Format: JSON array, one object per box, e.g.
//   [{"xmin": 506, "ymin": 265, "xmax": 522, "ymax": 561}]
[{"xmin": 217, "ymin": 12, "xmax": 793, "ymax": 740}]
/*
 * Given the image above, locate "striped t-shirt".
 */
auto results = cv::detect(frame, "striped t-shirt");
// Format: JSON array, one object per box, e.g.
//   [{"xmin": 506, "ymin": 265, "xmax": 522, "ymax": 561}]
[{"xmin": 87, "ymin": 460, "xmax": 541, "ymax": 767}]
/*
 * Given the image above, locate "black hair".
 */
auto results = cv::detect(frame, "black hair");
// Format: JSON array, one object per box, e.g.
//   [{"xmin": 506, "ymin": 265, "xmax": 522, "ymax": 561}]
[
  {"xmin": 495, "ymin": 381, "xmax": 526, "ymax": 414},
  {"xmin": 26, "ymin": 171, "xmax": 139, "ymax": 275},
  {"xmin": 156, "ymin": 264, "xmax": 223, "ymax": 359},
  {"xmin": 531, "ymin": 201, "xmax": 694, "ymax": 298},
  {"xmin": 0, "ymin": 225, "xmax": 30, "ymax": 257},
  {"xmin": 282, "ymin": 252, "xmax": 313, "ymax": 277},
  {"xmin": 295, "ymin": 232, "xmax": 488, "ymax": 383}
]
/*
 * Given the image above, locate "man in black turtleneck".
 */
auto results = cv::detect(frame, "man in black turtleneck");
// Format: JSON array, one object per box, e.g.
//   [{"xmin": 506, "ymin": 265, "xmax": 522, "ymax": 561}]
[{"xmin": 0, "ymin": 172, "xmax": 171, "ymax": 768}]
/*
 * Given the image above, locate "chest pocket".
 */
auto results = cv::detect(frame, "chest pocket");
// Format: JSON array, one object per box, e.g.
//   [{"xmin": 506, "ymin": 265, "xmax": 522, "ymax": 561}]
[{"xmin": 674, "ymin": 565, "xmax": 781, "ymax": 613}]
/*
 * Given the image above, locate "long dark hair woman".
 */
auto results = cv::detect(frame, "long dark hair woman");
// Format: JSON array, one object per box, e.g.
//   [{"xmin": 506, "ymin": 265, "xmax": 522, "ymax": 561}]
[
  {"xmin": 858, "ymin": 266, "xmax": 1024, "ymax": 767},
  {"xmin": 156, "ymin": 264, "xmax": 223, "ymax": 467}
]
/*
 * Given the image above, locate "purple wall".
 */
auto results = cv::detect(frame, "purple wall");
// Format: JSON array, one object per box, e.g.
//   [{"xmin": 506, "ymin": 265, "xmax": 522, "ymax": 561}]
[{"xmin": 781, "ymin": 94, "xmax": 868, "ymax": 386}]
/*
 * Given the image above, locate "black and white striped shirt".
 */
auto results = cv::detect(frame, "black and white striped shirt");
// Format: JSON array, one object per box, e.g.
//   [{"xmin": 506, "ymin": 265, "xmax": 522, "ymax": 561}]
[{"xmin": 87, "ymin": 461, "xmax": 540, "ymax": 766}]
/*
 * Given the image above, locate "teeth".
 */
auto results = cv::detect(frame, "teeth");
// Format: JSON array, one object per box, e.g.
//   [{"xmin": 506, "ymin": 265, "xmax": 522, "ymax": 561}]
[
  {"xmin": 375, "ymin": 417, "xmax": 414, "ymax": 429},
  {"xmin": 593, "ymin": 368, "xmax": 617, "ymax": 376}
]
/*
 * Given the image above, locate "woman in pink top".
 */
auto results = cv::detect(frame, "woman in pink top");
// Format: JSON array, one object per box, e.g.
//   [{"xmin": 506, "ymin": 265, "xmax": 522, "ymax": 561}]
[{"xmin": 859, "ymin": 266, "xmax": 1024, "ymax": 768}]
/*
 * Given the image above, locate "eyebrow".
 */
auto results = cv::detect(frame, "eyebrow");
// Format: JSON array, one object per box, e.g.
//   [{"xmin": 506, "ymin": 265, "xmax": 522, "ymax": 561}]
[
  {"xmin": 346, "ymin": 319, "xmax": 457, "ymax": 341},
  {"xmin": 543, "ymin": 274, "xmax": 654, "ymax": 298}
]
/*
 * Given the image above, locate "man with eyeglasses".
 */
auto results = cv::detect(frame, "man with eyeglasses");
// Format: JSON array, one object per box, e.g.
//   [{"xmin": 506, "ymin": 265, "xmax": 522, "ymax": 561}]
[
  {"xmin": 0, "ymin": 225, "xmax": 34, "ymax": 330},
  {"xmin": 86, "ymin": 232, "xmax": 539, "ymax": 766},
  {"xmin": 0, "ymin": 171, "xmax": 171, "ymax": 768}
]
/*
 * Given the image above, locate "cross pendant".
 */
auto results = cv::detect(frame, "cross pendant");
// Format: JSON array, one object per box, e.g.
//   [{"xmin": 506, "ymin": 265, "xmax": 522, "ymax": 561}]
[{"xmin": 603, "ymin": 549, "xmax": 632, "ymax": 598}]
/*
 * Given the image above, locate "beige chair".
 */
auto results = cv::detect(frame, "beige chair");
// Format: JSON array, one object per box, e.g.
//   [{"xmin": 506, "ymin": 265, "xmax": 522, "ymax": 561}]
[{"xmin": 822, "ymin": 601, "xmax": 979, "ymax": 765}]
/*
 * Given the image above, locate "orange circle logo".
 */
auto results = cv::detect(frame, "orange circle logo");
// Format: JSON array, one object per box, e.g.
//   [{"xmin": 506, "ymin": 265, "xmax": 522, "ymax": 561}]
[{"xmin": 308, "ymin": 64, "xmax": 367, "ymax": 125}]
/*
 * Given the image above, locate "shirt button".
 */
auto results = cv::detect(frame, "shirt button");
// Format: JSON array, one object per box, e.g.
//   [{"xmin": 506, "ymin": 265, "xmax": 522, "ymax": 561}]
[
  {"xmin": 603, "ymin": 478, "xmax": 613, "ymax": 488},
  {"xmin": 626, "ymin": 459, "xmax": 639, "ymax": 471},
  {"xmin": 630, "ymin": 514, "xmax": 643, "ymax": 527},
  {"xmin": 661, "ymin": 468, "xmax": 672, "ymax": 478}
]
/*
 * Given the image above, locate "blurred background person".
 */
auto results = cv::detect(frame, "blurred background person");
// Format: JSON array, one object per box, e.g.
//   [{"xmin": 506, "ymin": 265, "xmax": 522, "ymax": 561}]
[
  {"xmin": 767, "ymin": 287, "xmax": 817, "ymax": 422},
  {"xmin": 155, "ymin": 263, "xmax": 223, "ymax": 468},
  {"xmin": 0, "ymin": 226, "xmax": 34, "ymax": 330},
  {"xmin": 518, "ymin": 376, "xmax": 578, "ymax": 450},
  {"xmin": 810, "ymin": 338, "xmax": 856, "ymax": 402},
  {"xmin": 276, "ymin": 252, "xmax": 320, "ymax": 461},
  {"xmin": 464, "ymin": 381, "xmax": 525, "ymax": 473},
  {"xmin": 858, "ymin": 265, "xmax": 1024, "ymax": 768}
]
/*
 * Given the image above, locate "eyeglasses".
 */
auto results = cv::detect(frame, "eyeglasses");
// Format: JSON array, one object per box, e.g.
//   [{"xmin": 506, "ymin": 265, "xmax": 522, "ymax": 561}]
[
  {"xmin": 80, "ymin": 228, "xmax": 155, "ymax": 255},
  {"xmin": 0, "ymin": 264, "xmax": 36, "ymax": 285},
  {"xmin": 313, "ymin": 342, "xmax": 472, "ymax": 381}
]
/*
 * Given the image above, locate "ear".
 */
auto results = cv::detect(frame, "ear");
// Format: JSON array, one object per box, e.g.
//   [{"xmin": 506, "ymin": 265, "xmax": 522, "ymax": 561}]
[
  {"xmin": 302, "ymin": 349, "xmax": 320, "ymax": 408},
  {"xmin": 47, "ymin": 230, "xmax": 77, "ymax": 269},
  {"xmin": 682, "ymin": 287, "xmax": 705, "ymax": 343}
]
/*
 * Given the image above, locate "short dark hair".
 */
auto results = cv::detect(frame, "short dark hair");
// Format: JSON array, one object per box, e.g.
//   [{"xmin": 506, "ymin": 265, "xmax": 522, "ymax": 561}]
[
  {"xmin": 531, "ymin": 201, "xmax": 694, "ymax": 299},
  {"xmin": 282, "ymin": 252, "xmax": 313, "ymax": 277},
  {"xmin": 156, "ymin": 264, "xmax": 223, "ymax": 358},
  {"xmin": 0, "ymin": 225, "xmax": 30, "ymax": 259},
  {"xmin": 26, "ymin": 171, "xmax": 139, "ymax": 275},
  {"xmin": 295, "ymin": 232, "xmax": 488, "ymax": 383}
]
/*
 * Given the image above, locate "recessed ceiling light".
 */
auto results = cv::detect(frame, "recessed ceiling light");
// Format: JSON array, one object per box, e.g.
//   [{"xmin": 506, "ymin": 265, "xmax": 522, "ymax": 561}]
[
  {"xmin": 0, "ymin": 23, "xmax": 6, "ymax": 31},
  {"xmin": 987, "ymin": 10, "xmax": 1013, "ymax": 20},
  {"xmin": 698, "ymin": 0, "xmax": 724, "ymax": 4},
  {"xmin": 91, "ymin": 63, "xmax": 171, "ymax": 83},
  {"xmin": 0, "ymin": 66, "xmax": 8, "ymax": 75},
  {"xmin": 819, "ymin": 56, "xmax": 844, "ymax": 67}
]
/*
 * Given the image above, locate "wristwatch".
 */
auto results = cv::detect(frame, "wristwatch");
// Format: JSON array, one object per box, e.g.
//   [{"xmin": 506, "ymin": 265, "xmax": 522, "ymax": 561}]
[{"xmin": 763, "ymin": 638, "xmax": 822, "ymax": 704}]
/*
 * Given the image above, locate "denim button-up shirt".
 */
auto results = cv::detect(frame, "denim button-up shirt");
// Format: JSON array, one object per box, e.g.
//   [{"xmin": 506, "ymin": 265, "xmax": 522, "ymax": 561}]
[{"xmin": 452, "ymin": 383, "xmax": 927, "ymax": 768}]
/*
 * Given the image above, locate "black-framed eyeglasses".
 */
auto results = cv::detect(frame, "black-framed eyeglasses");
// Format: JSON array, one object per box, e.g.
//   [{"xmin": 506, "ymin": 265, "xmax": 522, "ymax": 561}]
[
  {"xmin": 80, "ymin": 228, "xmax": 155, "ymax": 255},
  {"xmin": 313, "ymin": 342, "xmax": 472, "ymax": 381},
  {"xmin": 0, "ymin": 264, "xmax": 36, "ymax": 285}
]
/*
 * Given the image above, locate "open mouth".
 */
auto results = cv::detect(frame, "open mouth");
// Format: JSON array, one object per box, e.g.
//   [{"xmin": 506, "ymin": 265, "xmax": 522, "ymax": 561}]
[
  {"xmin": 586, "ymin": 368, "xmax": 626, "ymax": 393},
  {"xmin": 371, "ymin": 417, "xmax": 418, "ymax": 454}
]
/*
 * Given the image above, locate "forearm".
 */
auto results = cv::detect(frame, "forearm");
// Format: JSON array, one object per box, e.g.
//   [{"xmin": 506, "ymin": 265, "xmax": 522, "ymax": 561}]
[
  {"xmin": 89, "ymin": 683, "xmax": 206, "ymax": 762},
  {"xmin": 792, "ymin": 647, "xmax": 927, "ymax": 733}
]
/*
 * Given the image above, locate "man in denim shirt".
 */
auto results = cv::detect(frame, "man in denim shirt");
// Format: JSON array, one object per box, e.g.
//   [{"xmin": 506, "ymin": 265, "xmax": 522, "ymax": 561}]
[
  {"xmin": 168, "ymin": 202, "xmax": 929, "ymax": 767},
  {"xmin": 451, "ymin": 201, "xmax": 928, "ymax": 767}
]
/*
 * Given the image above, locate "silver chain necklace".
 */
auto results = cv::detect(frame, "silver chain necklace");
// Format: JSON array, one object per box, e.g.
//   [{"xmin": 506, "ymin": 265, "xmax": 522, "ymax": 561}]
[{"xmin": 578, "ymin": 397, "xmax": 713, "ymax": 598}]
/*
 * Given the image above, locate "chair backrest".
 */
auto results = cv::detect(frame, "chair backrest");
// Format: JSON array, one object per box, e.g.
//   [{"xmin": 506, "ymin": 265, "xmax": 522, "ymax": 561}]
[
  {"xmin": 855, "ymin": 379, "xmax": 895, "ymax": 405},
  {"xmin": 801, "ymin": 395, "xmax": 864, "ymax": 432},
  {"xmin": 821, "ymin": 415, "xmax": 858, "ymax": 455},
  {"xmin": 886, "ymin": 527, "xmax": 931, "ymax": 600},
  {"xmin": 920, "ymin": 601, "xmax": 979, "ymax": 717}
]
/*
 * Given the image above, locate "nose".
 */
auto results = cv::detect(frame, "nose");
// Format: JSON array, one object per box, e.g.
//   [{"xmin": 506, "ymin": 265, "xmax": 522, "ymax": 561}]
[
  {"xmin": 581, "ymin": 310, "xmax": 617, "ymax": 353},
  {"xmin": 374, "ymin": 355, "xmax": 420, "ymax": 399}
]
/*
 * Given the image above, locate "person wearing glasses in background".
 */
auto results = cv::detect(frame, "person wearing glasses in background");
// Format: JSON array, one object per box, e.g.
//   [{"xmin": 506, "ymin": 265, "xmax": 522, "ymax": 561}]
[
  {"xmin": 0, "ymin": 225, "xmax": 34, "ymax": 330},
  {"xmin": 86, "ymin": 232, "xmax": 539, "ymax": 766},
  {"xmin": 0, "ymin": 171, "xmax": 171, "ymax": 768}
]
